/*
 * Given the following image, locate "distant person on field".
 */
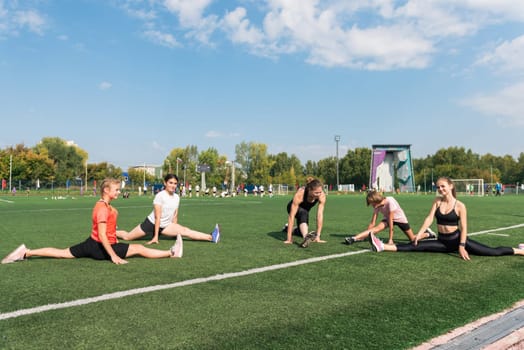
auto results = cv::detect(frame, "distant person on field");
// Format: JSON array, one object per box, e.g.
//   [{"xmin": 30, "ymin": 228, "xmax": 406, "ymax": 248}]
[
  {"xmin": 367, "ymin": 177, "xmax": 524, "ymax": 259},
  {"xmin": 2, "ymin": 178, "xmax": 183, "ymax": 265},
  {"xmin": 283, "ymin": 177, "xmax": 326, "ymax": 248},
  {"xmin": 344, "ymin": 190, "xmax": 436, "ymax": 245},
  {"xmin": 495, "ymin": 182, "xmax": 502, "ymax": 196},
  {"xmin": 116, "ymin": 174, "xmax": 220, "ymax": 244}
]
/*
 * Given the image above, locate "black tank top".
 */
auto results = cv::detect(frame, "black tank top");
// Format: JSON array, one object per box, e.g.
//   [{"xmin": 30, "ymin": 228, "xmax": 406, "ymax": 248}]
[
  {"xmin": 299, "ymin": 188, "xmax": 319, "ymax": 211},
  {"xmin": 435, "ymin": 201, "xmax": 459, "ymax": 226}
]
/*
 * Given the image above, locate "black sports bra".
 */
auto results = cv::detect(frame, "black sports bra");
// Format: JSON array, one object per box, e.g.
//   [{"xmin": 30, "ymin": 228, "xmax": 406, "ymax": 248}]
[
  {"xmin": 299, "ymin": 188, "xmax": 319, "ymax": 211},
  {"xmin": 435, "ymin": 201, "xmax": 459, "ymax": 226}
]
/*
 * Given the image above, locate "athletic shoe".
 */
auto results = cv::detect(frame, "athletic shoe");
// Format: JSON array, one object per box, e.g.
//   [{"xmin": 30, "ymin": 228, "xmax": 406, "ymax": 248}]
[
  {"xmin": 344, "ymin": 236, "xmax": 357, "ymax": 245},
  {"xmin": 211, "ymin": 224, "xmax": 220, "ymax": 243},
  {"xmin": 170, "ymin": 235, "xmax": 183, "ymax": 258},
  {"xmin": 518, "ymin": 243, "xmax": 524, "ymax": 250},
  {"xmin": 1, "ymin": 244, "xmax": 27, "ymax": 264},
  {"xmin": 300, "ymin": 231, "xmax": 318, "ymax": 248},
  {"xmin": 425, "ymin": 227, "xmax": 437, "ymax": 239},
  {"xmin": 368, "ymin": 232, "xmax": 384, "ymax": 252},
  {"xmin": 282, "ymin": 224, "xmax": 300, "ymax": 236}
]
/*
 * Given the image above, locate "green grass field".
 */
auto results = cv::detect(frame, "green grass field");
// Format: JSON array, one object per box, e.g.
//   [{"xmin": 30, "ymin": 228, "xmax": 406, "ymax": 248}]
[{"xmin": 1, "ymin": 193, "xmax": 523, "ymax": 349}]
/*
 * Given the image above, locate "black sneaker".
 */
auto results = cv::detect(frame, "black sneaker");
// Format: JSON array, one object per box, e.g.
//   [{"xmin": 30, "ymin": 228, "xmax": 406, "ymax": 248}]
[
  {"xmin": 300, "ymin": 231, "xmax": 318, "ymax": 248},
  {"xmin": 281, "ymin": 224, "xmax": 288, "ymax": 232},
  {"xmin": 344, "ymin": 236, "xmax": 356, "ymax": 245}
]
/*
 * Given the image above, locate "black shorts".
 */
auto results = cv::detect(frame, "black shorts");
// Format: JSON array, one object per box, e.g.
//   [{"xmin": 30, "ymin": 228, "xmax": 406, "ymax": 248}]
[
  {"xmin": 287, "ymin": 201, "xmax": 310, "ymax": 225},
  {"xmin": 69, "ymin": 237, "xmax": 129, "ymax": 260},
  {"xmin": 381, "ymin": 219, "xmax": 410, "ymax": 232},
  {"xmin": 139, "ymin": 218, "xmax": 165, "ymax": 238}
]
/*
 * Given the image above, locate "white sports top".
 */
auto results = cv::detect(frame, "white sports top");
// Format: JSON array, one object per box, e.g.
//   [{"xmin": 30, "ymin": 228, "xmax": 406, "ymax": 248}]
[{"xmin": 147, "ymin": 190, "xmax": 180, "ymax": 228}]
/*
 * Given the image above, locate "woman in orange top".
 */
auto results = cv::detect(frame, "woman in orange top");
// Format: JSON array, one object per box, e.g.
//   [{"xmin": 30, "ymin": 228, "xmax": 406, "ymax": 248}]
[{"xmin": 2, "ymin": 178, "xmax": 182, "ymax": 265}]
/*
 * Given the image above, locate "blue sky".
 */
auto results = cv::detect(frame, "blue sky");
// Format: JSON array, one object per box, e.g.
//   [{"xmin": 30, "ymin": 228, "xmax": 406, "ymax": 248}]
[{"xmin": 1, "ymin": 0, "xmax": 524, "ymax": 169}]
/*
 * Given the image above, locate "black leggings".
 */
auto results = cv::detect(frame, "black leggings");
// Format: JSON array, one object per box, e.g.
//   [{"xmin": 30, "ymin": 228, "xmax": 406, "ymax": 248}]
[
  {"xmin": 395, "ymin": 230, "xmax": 514, "ymax": 256},
  {"xmin": 287, "ymin": 201, "xmax": 310, "ymax": 226}
]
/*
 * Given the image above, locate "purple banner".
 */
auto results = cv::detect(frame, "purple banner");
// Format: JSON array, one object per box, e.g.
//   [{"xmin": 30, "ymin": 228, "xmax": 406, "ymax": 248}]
[{"xmin": 371, "ymin": 150, "xmax": 386, "ymax": 185}]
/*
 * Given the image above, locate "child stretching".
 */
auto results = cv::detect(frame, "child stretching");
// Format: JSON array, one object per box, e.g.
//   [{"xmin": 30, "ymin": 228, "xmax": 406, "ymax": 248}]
[{"xmin": 344, "ymin": 190, "xmax": 435, "ymax": 245}]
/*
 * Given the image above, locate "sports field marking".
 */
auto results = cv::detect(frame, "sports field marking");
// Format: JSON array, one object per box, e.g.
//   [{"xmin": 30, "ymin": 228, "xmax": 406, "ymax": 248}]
[
  {"xmin": 0, "ymin": 198, "xmax": 14, "ymax": 203},
  {"xmin": 468, "ymin": 223, "xmax": 524, "ymax": 236},
  {"xmin": 0, "ymin": 250, "xmax": 368, "ymax": 321},
  {"xmin": 1, "ymin": 224, "xmax": 523, "ymax": 321}
]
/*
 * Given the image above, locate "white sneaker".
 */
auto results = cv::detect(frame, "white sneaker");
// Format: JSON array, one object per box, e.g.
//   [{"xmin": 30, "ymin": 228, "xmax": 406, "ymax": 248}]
[
  {"xmin": 2, "ymin": 244, "xmax": 27, "ymax": 264},
  {"xmin": 424, "ymin": 227, "xmax": 437, "ymax": 239},
  {"xmin": 170, "ymin": 235, "xmax": 183, "ymax": 258}
]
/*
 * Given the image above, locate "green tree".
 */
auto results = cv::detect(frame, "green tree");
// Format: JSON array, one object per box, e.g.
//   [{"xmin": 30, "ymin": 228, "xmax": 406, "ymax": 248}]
[
  {"xmin": 165, "ymin": 145, "xmax": 199, "ymax": 186},
  {"xmin": 127, "ymin": 168, "xmax": 155, "ymax": 189},
  {"xmin": 88, "ymin": 162, "xmax": 123, "ymax": 183},
  {"xmin": 198, "ymin": 147, "xmax": 223, "ymax": 189},
  {"xmin": 33, "ymin": 137, "xmax": 88, "ymax": 186},
  {"xmin": 0, "ymin": 144, "xmax": 54, "ymax": 189},
  {"xmin": 341, "ymin": 147, "xmax": 371, "ymax": 187},
  {"xmin": 235, "ymin": 141, "xmax": 273, "ymax": 185}
]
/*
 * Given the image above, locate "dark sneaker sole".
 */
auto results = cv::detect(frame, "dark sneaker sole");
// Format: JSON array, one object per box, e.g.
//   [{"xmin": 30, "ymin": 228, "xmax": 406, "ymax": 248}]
[{"xmin": 300, "ymin": 232, "xmax": 317, "ymax": 248}]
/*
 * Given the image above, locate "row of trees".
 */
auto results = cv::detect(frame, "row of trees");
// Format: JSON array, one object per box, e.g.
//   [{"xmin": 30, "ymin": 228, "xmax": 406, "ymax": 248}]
[{"xmin": 1, "ymin": 137, "xmax": 524, "ymax": 192}]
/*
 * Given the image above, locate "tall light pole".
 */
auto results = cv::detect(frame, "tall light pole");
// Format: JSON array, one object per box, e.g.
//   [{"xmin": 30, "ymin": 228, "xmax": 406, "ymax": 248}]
[
  {"xmin": 143, "ymin": 162, "xmax": 146, "ymax": 189},
  {"xmin": 85, "ymin": 160, "xmax": 88, "ymax": 196},
  {"xmin": 335, "ymin": 135, "xmax": 340, "ymax": 191},
  {"xmin": 226, "ymin": 161, "xmax": 235, "ymax": 194},
  {"xmin": 176, "ymin": 157, "xmax": 182, "ymax": 176}
]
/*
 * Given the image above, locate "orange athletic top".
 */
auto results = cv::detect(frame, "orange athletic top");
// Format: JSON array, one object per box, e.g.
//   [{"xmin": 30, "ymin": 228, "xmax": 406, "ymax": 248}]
[{"xmin": 90, "ymin": 200, "xmax": 118, "ymax": 244}]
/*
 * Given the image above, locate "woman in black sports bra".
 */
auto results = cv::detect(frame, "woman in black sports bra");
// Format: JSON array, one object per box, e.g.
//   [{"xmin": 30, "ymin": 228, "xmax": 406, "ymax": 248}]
[
  {"xmin": 367, "ymin": 177, "xmax": 524, "ymax": 260},
  {"xmin": 283, "ymin": 177, "xmax": 327, "ymax": 247}
]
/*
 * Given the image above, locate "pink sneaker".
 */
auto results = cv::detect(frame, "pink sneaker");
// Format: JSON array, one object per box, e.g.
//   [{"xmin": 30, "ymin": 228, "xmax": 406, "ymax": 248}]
[
  {"xmin": 518, "ymin": 244, "xmax": 524, "ymax": 250},
  {"xmin": 170, "ymin": 235, "xmax": 183, "ymax": 258},
  {"xmin": 2, "ymin": 244, "xmax": 27, "ymax": 264},
  {"xmin": 368, "ymin": 232, "xmax": 384, "ymax": 252}
]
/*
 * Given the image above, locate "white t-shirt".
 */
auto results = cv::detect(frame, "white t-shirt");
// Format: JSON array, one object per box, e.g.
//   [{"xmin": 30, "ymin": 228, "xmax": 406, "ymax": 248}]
[{"xmin": 147, "ymin": 190, "xmax": 180, "ymax": 228}]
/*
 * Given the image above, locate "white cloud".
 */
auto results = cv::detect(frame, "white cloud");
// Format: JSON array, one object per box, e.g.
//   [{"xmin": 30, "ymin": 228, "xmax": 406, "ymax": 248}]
[
  {"xmin": 223, "ymin": 7, "xmax": 264, "ymax": 45},
  {"xmin": 459, "ymin": 0, "xmax": 524, "ymax": 21},
  {"xmin": 152, "ymin": 141, "xmax": 165, "ymax": 152},
  {"xmin": 164, "ymin": 0, "xmax": 213, "ymax": 28},
  {"xmin": 205, "ymin": 130, "xmax": 223, "ymax": 138},
  {"xmin": 13, "ymin": 9, "xmax": 46, "ymax": 35},
  {"xmin": 117, "ymin": 0, "xmax": 524, "ymax": 71},
  {"xmin": 0, "ymin": 3, "xmax": 47, "ymax": 37},
  {"xmin": 475, "ymin": 34, "xmax": 524, "ymax": 74},
  {"xmin": 98, "ymin": 81, "xmax": 112, "ymax": 90},
  {"xmin": 244, "ymin": 1, "xmax": 435, "ymax": 69},
  {"xmin": 461, "ymin": 82, "xmax": 524, "ymax": 125},
  {"xmin": 123, "ymin": 6, "xmax": 156, "ymax": 21},
  {"xmin": 143, "ymin": 30, "xmax": 178, "ymax": 48}
]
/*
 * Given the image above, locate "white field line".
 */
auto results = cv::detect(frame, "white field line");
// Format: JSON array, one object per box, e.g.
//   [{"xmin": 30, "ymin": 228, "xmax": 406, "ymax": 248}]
[
  {"xmin": 0, "ymin": 250, "xmax": 368, "ymax": 321},
  {"xmin": 468, "ymin": 223, "xmax": 524, "ymax": 236},
  {"xmin": 0, "ymin": 198, "xmax": 14, "ymax": 203},
  {"xmin": 1, "ymin": 224, "xmax": 523, "ymax": 321}
]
